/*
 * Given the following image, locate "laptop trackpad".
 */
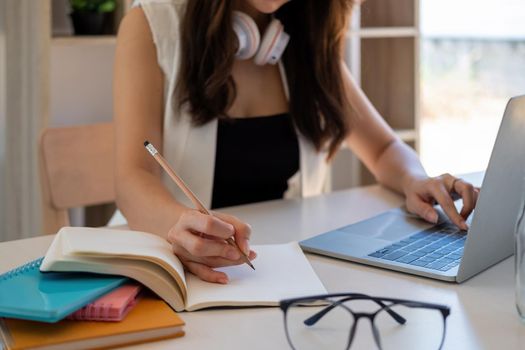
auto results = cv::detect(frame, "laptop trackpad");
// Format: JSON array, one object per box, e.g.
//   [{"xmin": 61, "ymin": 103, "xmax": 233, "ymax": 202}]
[
  {"xmin": 301, "ymin": 208, "xmax": 433, "ymax": 257},
  {"xmin": 302, "ymin": 229, "xmax": 390, "ymax": 256},
  {"xmin": 337, "ymin": 209, "xmax": 431, "ymax": 242}
]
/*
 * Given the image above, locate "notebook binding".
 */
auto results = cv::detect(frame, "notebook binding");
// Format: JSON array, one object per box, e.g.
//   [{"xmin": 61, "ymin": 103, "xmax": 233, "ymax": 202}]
[
  {"xmin": 0, "ymin": 257, "xmax": 44, "ymax": 281},
  {"xmin": 69, "ymin": 302, "xmax": 114, "ymax": 320}
]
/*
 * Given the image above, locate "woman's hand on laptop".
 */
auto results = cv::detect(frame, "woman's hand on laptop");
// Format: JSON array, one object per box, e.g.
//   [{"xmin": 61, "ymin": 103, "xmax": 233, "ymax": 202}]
[
  {"xmin": 403, "ymin": 173, "xmax": 479, "ymax": 231},
  {"xmin": 167, "ymin": 209, "xmax": 257, "ymax": 284}
]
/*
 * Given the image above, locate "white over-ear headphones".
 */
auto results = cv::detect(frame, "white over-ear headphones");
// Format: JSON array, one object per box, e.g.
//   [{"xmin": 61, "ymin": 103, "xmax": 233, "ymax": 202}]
[{"xmin": 232, "ymin": 11, "xmax": 290, "ymax": 65}]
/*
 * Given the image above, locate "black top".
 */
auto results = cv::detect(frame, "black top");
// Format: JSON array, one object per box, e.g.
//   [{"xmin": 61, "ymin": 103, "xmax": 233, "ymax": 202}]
[{"xmin": 211, "ymin": 113, "xmax": 299, "ymax": 209}]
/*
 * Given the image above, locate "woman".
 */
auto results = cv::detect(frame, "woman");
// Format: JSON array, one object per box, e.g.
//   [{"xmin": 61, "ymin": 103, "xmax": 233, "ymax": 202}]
[{"xmin": 114, "ymin": 0, "xmax": 478, "ymax": 284}]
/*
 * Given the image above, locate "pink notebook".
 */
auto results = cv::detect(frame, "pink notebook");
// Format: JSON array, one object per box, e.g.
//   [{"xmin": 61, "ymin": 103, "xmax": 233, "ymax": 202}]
[{"xmin": 67, "ymin": 283, "xmax": 142, "ymax": 322}]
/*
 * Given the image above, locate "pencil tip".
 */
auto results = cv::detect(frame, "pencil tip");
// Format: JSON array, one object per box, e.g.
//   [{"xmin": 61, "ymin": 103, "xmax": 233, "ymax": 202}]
[{"xmin": 144, "ymin": 140, "xmax": 150, "ymax": 147}]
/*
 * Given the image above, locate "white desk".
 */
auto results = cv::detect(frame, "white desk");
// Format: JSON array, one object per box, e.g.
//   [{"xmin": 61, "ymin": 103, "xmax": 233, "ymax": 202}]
[{"xmin": 1, "ymin": 173, "xmax": 524, "ymax": 349}]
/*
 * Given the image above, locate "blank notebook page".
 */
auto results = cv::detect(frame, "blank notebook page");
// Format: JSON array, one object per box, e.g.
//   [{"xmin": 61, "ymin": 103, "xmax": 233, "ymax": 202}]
[{"xmin": 185, "ymin": 242, "xmax": 327, "ymax": 310}]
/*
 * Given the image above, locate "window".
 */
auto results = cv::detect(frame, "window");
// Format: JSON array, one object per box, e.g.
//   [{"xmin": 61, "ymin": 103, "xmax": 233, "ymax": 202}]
[{"xmin": 420, "ymin": 0, "xmax": 525, "ymax": 176}]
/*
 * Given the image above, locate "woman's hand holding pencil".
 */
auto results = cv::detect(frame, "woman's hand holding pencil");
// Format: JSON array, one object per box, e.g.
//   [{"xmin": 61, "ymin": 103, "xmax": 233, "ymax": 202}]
[
  {"xmin": 144, "ymin": 141, "xmax": 257, "ymax": 284},
  {"xmin": 167, "ymin": 209, "xmax": 256, "ymax": 284}
]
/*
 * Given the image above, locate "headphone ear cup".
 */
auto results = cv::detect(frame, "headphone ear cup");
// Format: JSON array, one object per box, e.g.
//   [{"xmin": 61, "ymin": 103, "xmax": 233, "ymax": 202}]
[
  {"xmin": 232, "ymin": 11, "xmax": 261, "ymax": 60},
  {"xmin": 254, "ymin": 19, "xmax": 290, "ymax": 65}
]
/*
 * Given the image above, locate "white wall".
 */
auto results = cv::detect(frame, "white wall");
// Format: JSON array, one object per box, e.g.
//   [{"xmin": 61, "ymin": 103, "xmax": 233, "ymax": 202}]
[
  {"xmin": 0, "ymin": 0, "xmax": 6, "ymax": 240},
  {"xmin": 50, "ymin": 43, "xmax": 115, "ymax": 126},
  {"xmin": 50, "ymin": 0, "xmax": 115, "ymax": 127}
]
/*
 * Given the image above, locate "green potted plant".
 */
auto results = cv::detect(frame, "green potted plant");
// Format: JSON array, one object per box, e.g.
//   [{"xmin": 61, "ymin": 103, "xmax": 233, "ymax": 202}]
[{"xmin": 69, "ymin": 0, "xmax": 117, "ymax": 36}]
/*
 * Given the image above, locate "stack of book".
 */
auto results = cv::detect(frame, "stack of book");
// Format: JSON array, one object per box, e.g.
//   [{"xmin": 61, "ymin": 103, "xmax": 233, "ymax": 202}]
[{"xmin": 0, "ymin": 258, "xmax": 184, "ymax": 350}]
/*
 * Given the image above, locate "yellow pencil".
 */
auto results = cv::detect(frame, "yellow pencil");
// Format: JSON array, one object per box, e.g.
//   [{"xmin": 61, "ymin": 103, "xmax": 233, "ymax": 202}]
[{"xmin": 144, "ymin": 141, "xmax": 255, "ymax": 270}]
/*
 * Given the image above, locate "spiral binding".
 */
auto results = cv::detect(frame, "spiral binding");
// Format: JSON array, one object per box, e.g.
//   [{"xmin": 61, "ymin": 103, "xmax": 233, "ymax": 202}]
[{"xmin": 0, "ymin": 257, "xmax": 44, "ymax": 281}]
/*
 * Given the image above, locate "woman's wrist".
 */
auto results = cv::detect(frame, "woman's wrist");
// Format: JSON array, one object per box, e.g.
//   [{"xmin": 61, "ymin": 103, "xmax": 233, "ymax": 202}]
[{"xmin": 400, "ymin": 172, "xmax": 428, "ymax": 196}]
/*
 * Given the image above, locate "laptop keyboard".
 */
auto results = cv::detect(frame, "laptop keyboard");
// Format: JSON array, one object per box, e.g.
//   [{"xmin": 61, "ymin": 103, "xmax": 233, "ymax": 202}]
[{"xmin": 368, "ymin": 224, "xmax": 466, "ymax": 271}]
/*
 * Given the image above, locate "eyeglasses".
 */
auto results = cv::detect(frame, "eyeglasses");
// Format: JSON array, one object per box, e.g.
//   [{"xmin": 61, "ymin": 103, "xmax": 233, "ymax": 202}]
[{"xmin": 279, "ymin": 293, "xmax": 450, "ymax": 350}]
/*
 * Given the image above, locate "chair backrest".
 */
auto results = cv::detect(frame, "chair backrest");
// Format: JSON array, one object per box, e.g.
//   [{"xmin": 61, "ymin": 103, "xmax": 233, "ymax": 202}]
[{"xmin": 39, "ymin": 123, "xmax": 115, "ymax": 234}]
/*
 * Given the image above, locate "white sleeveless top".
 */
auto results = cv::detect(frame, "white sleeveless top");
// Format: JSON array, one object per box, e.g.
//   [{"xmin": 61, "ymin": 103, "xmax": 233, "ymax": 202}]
[{"xmin": 134, "ymin": 0, "xmax": 330, "ymax": 209}]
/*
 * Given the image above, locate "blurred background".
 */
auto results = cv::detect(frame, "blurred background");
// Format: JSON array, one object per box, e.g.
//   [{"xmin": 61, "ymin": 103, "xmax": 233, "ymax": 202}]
[{"xmin": 0, "ymin": 0, "xmax": 523, "ymax": 241}]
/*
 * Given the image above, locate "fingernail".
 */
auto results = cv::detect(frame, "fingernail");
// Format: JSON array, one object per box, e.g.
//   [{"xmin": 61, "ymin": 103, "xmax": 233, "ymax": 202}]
[
  {"xmin": 461, "ymin": 221, "xmax": 469, "ymax": 231},
  {"xmin": 426, "ymin": 212, "xmax": 438, "ymax": 223},
  {"xmin": 227, "ymin": 249, "xmax": 240, "ymax": 260},
  {"xmin": 227, "ymin": 223, "xmax": 235, "ymax": 234},
  {"xmin": 218, "ymin": 277, "xmax": 228, "ymax": 284},
  {"xmin": 242, "ymin": 242, "xmax": 250, "ymax": 256}
]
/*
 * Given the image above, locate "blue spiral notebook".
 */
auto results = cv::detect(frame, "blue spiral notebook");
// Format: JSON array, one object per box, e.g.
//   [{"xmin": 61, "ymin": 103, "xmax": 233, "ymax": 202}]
[{"xmin": 0, "ymin": 258, "xmax": 127, "ymax": 323}]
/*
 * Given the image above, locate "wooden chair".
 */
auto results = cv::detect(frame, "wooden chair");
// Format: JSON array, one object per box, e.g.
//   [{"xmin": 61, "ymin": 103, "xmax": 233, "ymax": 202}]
[{"xmin": 39, "ymin": 122, "xmax": 116, "ymax": 234}]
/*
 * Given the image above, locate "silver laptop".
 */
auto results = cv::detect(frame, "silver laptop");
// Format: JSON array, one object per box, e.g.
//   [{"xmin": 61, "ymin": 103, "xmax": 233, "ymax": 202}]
[{"xmin": 300, "ymin": 95, "xmax": 525, "ymax": 283}]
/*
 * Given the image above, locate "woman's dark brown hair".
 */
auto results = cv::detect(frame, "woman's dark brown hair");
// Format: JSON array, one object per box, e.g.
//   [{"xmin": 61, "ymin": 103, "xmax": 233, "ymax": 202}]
[{"xmin": 177, "ymin": 0, "xmax": 355, "ymax": 158}]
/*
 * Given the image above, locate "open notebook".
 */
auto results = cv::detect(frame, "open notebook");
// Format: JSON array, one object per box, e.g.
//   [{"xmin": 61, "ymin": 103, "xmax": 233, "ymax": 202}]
[{"xmin": 40, "ymin": 227, "xmax": 326, "ymax": 311}]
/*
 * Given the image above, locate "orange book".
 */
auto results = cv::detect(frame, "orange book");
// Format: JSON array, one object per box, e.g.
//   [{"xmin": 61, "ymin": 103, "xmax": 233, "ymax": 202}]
[{"xmin": 0, "ymin": 294, "xmax": 184, "ymax": 350}]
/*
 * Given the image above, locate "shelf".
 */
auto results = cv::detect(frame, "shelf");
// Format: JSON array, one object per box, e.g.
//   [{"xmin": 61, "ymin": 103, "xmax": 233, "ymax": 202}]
[
  {"xmin": 360, "ymin": 0, "xmax": 416, "ymax": 28},
  {"xmin": 349, "ymin": 27, "xmax": 418, "ymax": 39},
  {"xmin": 361, "ymin": 37, "xmax": 416, "ymax": 130},
  {"xmin": 52, "ymin": 0, "xmax": 133, "ymax": 38},
  {"xmin": 333, "ymin": 0, "xmax": 419, "ymax": 189},
  {"xmin": 52, "ymin": 36, "xmax": 117, "ymax": 46}
]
